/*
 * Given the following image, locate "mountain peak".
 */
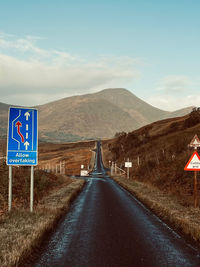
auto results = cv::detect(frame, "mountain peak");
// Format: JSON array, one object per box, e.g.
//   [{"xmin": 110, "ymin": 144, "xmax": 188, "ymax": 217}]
[
  {"xmin": 0, "ymin": 89, "xmax": 194, "ymax": 142},
  {"xmin": 96, "ymin": 88, "xmax": 133, "ymax": 96}
]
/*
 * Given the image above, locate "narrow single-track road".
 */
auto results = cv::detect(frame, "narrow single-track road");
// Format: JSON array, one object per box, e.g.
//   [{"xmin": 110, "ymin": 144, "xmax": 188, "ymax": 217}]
[{"xmin": 33, "ymin": 142, "xmax": 200, "ymax": 267}]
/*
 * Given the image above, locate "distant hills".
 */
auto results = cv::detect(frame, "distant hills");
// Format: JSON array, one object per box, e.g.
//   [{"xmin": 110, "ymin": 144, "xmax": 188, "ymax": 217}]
[{"xmin": 0, "ymin": 88, "xmax": 194, "ymax": 142}]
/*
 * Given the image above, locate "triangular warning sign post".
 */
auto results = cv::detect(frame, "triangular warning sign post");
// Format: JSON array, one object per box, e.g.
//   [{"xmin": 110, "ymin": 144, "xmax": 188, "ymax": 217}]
[
  {"xmin": 184, "ymin": 151, "xmax": 200, "ymax": 171},
  {"xmin": 189, "ymin": 134, "xmax": 200, "ymax": 148}
]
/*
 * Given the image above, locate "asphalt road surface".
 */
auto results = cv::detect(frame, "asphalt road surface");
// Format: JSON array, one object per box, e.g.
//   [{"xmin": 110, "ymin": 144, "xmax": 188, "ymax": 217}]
[{"xmin": 33, "ymin": 142, "xmax": 200, "ymax": 267}]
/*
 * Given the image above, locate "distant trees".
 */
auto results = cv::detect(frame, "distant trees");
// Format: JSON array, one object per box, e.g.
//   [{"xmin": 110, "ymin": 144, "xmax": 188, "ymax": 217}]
[
  {"xmin": 192, "ymin": 107, "xmax": 200, "ymax": 112},
  {"xmin": 184, "ymin": 107, "xmax": 200, "ymax": 128}
]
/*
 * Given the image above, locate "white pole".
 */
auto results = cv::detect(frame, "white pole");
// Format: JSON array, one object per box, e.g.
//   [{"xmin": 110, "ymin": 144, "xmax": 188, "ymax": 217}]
[
  {"xmin": 8, "ymin": 166, "xmax": 12, "ymax": 212},
  {"xmin": 115, "ymin": 162, "xmax": 117, "ymax": 175},
  {"xmin": 111, "ymin": 162, "xmax": 114, "ymax": 176},
  {"xmin": 63, "ymin": 161, "xmax": 65, "ymax": 175},
  {"xmin": 30, "ymin": 166, "xmax": 34, "ymax": 212}
]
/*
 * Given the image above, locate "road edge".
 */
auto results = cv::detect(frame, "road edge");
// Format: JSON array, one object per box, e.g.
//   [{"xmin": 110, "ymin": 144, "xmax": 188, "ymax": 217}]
[
  {"xmin": 0, "ymin": 179, "xmax": 86, "ymax": 267},
  {"xmin": 111, "ymin": 176, "xmax": 200, "ymax": 245}
]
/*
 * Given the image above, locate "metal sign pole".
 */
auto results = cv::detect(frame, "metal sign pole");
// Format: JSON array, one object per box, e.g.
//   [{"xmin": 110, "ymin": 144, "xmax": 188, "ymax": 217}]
[
  {"xmin": 30, "ymin": 166, "xmax": 34, "ymax": 212},
  {"xmin": 8, "ymin": 166, "xmax": 12, "ymax": 212},
  {"xmin": 194, "ymin": 171, "xmax": 198, "ymax": 208},
  {"xmin": 127, "ymin": 158, "xmax": 129, "ymax": 179}
]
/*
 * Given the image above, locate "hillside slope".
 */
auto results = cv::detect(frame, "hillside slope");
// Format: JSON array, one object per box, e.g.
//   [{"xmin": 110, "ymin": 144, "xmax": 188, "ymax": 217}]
[
  {"xmin": 38, "ymin": 97, "xmax": 140, "ymax": 141},
  {"xmin": 0, "ymin": 102, "xmax": 9, "ymax": 137},
  {"xmin": 0, "ymin": 88, "xmax": 194, "ymax": 141},
  {"xmin": 102, "ymin": 108, "xmax": 200, "ymax": 206},
  {"xmin": 93, "ymin": 88, "xmax": 170, "ymax": 125},
  {"xmin": 37, "ymin": 88, "xmax": 193, "ymax": 141}
]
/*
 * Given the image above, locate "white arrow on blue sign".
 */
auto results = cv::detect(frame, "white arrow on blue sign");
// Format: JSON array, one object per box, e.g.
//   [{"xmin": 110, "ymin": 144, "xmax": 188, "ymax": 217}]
[{"xmin": 7, "ymin": 107, "xmax": 38, "ymax": 166}]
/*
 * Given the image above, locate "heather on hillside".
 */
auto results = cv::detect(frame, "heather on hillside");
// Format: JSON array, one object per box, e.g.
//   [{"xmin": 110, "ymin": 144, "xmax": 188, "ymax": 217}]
[{"xmin": 103, "ymin": 110, "xmax": 200, "ymax": 207}]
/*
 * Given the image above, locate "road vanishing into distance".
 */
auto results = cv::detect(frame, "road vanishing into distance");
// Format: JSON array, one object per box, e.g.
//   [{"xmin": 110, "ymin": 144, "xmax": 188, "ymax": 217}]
[{"xmin": 33, "ymin": 142, "xmax": 200, "ymax": 267}]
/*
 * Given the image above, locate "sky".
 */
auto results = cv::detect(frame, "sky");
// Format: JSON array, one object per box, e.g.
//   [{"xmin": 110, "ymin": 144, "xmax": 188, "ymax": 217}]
[{"xmin": 0, "ymin": 0, "xmax": 199, "ymax": 111}]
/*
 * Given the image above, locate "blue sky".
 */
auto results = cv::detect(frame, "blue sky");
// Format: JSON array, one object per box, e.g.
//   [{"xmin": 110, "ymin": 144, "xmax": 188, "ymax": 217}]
[{"xmin": 0, "ymin": 0, "xmax": 199, "ymax": 110}]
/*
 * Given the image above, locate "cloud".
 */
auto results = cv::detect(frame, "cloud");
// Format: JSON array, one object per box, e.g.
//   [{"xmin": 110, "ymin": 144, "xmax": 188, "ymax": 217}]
[
  {"xmin": 147, "ymin": 94, "xmax": 200, "ymax": 111},
  {"xmin": 156, "ymin": 75, "xmax": 191, "ymax": 93},
  {"xmin": 0, "ymin": 33, "xmax": 141, "ymax": 105},
  {"xmin": 146, "ymin": 74, "xmax": 200, "ymax": 111}
]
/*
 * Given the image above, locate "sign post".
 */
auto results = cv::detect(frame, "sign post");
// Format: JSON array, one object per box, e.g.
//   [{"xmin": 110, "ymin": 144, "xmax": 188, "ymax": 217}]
[
  {"xmin": 7, "ymin": 107, "xmax": 38, "ymax": 212},
  {"xmin": 30, "ymin": 166, "xmax": 34, "ymax": 212},
  {"xmin": 125, "ymin": 158, "xmax": 132, "ymax": 179},
  {"xmin": 8, "ymin": 166, "xmax": 12, "ymax": 212},
  {"xmin": 184, "ymin": 151, "xmax": 200, "ymax": 208},
  {"xmin": 194, "ymin": 171, "xmax": 198, "ymax": 208}
]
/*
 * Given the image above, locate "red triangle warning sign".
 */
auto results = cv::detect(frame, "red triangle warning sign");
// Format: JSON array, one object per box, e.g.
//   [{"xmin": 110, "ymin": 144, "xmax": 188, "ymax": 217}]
[
  {"xmin": 189, "ymin": 134, "xmax": 200, "ymax": 148},
  {"xmin": 184, "ymin": 151, "xmax": 200, "ymax": 171}
]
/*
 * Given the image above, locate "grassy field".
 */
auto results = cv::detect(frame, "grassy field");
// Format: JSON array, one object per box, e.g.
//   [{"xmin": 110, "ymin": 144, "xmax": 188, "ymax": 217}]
[{"xmin": 0, "ymin": 140, "xmax": 95, "ymax": 266}]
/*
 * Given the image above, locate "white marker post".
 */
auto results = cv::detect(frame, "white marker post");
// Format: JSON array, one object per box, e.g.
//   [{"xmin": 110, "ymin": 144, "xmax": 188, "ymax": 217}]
[
  {"xmin": 115, "ymin": 162, "xmax": 117, "ymax": 175},
  {"xmin": 111, "ymin": 162, "xmax": 114, "ymax": 176},
  {"xmin": 63, "ymin": 161, "xmax": 65, "ymax": 175},
  {"xmin": 8, "ymin": 166, "xmax": 12, "ymax": 212},
  {"xmin": 60, "ymin": 161, "xmax": 62, "ymax": 174}
]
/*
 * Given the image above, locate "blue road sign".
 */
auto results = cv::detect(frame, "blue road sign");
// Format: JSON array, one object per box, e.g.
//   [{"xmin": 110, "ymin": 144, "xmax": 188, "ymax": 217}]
[{"xmin": 7, "ymin": 107, "xmax": 38, "ymax": 166}]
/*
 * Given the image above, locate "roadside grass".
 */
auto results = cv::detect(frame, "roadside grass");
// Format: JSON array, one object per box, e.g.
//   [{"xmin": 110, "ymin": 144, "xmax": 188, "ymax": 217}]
[
  {"xmin": 0, "ymin": 140, "xmax": 94, "ymax": 266},
  {"xmin": 0, "ymin": 179, "xmax": 85, "ymax": 267},
  {"xmin": 112, "ymin": 176, "xmax": 200, "ymax": 243}
]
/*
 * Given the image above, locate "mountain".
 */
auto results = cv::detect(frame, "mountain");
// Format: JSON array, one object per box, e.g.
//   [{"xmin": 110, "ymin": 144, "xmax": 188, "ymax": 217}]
[
  {"xmin": 0, "ymin": 102, "xmax": 10, "ymax": 137},
  {"xmin": 0, "ymin": 88, "xmax": 194, "ymax": 142},
  {"xmin": 93, "ymin": 88, "xmax": 169, "ymax": 125},
  {"xmin": 169, "ymin": 106, "xmax": 195, "ymax": 118}
]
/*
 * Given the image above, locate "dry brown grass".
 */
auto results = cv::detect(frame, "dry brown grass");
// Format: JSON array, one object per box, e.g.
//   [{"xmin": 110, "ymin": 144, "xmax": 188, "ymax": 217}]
[
  {"xmin": 0, "ymin": 140, "xmax": 94, "ymax": 266},
  {"xmin": 0, "ymin": 140, "xmax": 95, "ymax": 217},
  {"xmin": 38, "ymin": 140, "xmax": 95, "ymax": 175},
  {"xmin": 112, "ymin": 176, "xmax": 200, "ymax": 243},
  {"xmin": 0, "ymin": 179, "xmax": 85, "ymax": 267}
]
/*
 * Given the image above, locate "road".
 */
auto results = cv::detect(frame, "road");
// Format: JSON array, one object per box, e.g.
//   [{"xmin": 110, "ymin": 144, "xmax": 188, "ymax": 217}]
[{"xmin": 33, "ymin": 142, "xmax": 200, "ymax": 267}]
